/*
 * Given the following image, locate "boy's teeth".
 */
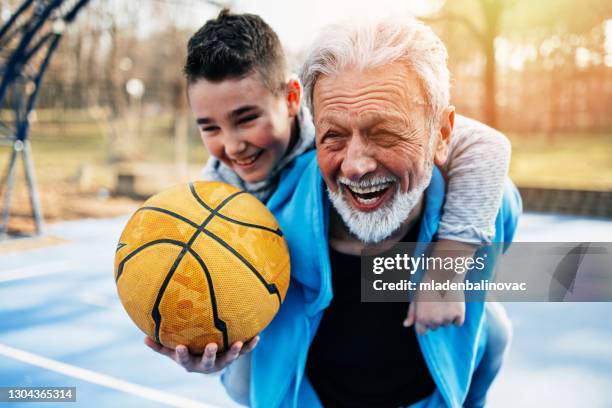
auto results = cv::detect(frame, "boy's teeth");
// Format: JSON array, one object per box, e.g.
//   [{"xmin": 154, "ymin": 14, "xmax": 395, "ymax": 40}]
[{"xmin": 234, "ymin": 153, "xmax": 259, "ymax": 165}]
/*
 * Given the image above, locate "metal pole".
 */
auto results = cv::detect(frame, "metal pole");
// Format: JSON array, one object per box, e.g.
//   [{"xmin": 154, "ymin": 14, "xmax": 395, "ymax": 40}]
[
  {"xmin": 22, "ymin": 140, "xmax": 43, "ymax": 235},
  {"xmin": 0, "ymin": 141, "xmax": 20, "ymax": 236},
  {"xmin": 0, "ymin": 0, "xmax": 92, "ymax": 238},
  {"xmin": 0, "ymin": 0, "xmax": 63, "ymax": 105},
  {"xmin": 0, "ymin": 0, "xmax": 35, "ymax": 41}
]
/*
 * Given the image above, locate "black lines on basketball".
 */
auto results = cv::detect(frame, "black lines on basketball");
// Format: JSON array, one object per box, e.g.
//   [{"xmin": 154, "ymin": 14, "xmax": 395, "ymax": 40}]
[
  {"xmin": 150, "ymin": 189, "xmax": 243, "ymax": 348},
  {"xmin": 137, "ymin": 206, "xmax": 200, "ymax": 229},
  {"xmin": 116, "ymin": 239, "xmax": 186, "ymax": 282},
  {"xmin": 202, "ymin": 228, "xmax": 282, "ymax": 305},
  {"xmin": 152, "ymin": 246, "xmax": 189, "ymax": 343},
  {"xmin": 187, "ymin": 248, "xmax": 229, "ymax": 350},
  {"xmin": 189, "ymin": 183, "xmax": 283, "ymax": 237},
  {"xmin": 198, "ymin": 190, "xmax": 246, "ymax": 231},
  {"xmin": 116, "ymin": 183, "xmax": 289, "ymax": 353}
]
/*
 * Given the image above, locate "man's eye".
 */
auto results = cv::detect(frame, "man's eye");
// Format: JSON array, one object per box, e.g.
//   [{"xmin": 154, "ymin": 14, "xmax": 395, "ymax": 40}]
[
  {"xmin": 370, "ymin": 131, "xmax": 403, "ymax": 146},
  {"xmin": 322, "ymin": 132, "xmax": 342, "ymax": 142},
  {"xmin": 201, "ymin": 126, "xmax": 220, "ymax": 133},
  {"xmin": 321, "ymin": 132, "xmax": 347, "ymax": 149},
  {"xmin": 238, "ymin": 115, "xmax": 258, "ymax": 124}
]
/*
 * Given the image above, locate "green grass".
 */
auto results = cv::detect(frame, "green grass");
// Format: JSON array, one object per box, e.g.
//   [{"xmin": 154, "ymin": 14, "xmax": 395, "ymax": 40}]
[
  {"xmin": 1, "ymin": 109, "xmax": 209, "ymax": 185},
  {"xmin": 2, "ymin": 110, "xmax": 610, "ymax": 190},
  {"xmin": 507, "ymin": 132, "xmax": 612, "ymax": 190}
]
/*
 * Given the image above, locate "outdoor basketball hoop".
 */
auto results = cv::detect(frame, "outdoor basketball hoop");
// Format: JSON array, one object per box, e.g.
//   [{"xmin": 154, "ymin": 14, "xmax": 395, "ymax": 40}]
[{"xmin": 0, "ymin": 0, "xmax": 90, "ymax": 239}]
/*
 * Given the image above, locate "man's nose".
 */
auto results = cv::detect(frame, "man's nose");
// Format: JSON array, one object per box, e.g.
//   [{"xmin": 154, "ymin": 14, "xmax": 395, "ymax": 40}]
[{"xmin": 340, "ymin": 134, "xmax": 377, "ymax": 181}]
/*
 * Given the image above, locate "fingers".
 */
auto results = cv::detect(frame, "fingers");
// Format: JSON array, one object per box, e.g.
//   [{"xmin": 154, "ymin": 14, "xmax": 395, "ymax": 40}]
[
  {"xmin": 215, "ymin": 342, "xmax": 242, "ymax": 369},
  {"xmin": 198, "ymin": 343, "xmax": 218, "ymax": 373},
  {"xmin": 413, "ymin": 316, "xmax": 453, "ymax": 334},
  {"xmin": 415, "ymin": 321, "xmax": 428, "ymax": 335},
  {"xmin": 403, "ymin": 303, "xmax": 416, "ymax": 327},
  {"xmin": 241, "ymin": 336, "xmax": 260, "ymax": 355},
  {"xmin": 144, "ymin": 336, "xmax": 160, "ymax": 350},
  {"xmin": 175, "ymin": 345, "xmax": 196, "ymax": 371},
  {"xmin": 454, "ymin": 312, "xmax": 466, "ymax": 327},
  {"xmin": 144, "ymin": 337, "xmax": 177, "ymax": 359},
  {"xmin": 439, "ymin": 317, "xmax": 454, "ymax": 328},
  {"xmin": 409, "ymin": 300, "xmax": 469, "ymax": 335},
  {"xmin": 144, "ymin": 337, "xmax": 202, "ymax": 374},
  {"xmin": 145, "ymin": 338, "xmax": 259, "ymax": 374}
]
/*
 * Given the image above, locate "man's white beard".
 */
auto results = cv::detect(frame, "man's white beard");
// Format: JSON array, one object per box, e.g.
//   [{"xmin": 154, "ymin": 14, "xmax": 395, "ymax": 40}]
[{"xmin": 328, "ymin": 160, "xmax": 434, "ymax": 244}]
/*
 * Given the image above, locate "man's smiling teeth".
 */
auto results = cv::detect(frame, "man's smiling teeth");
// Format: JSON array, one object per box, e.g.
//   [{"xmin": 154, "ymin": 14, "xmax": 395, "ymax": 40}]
[
  {"xmin": 338, "ymin": 177, "xmax": 396, "ymax": 205},
  {"xmin": 346, "ymin": 183, "xmax": 390, "ymax": 194},
  {"xmin": 233, "ymin": 152, "xmax": 260, "ymax": 165},
  {"xmin": 353, "ymin": 194, "xmax": 379, "ymax": 205},
  {"xmin": 347, "ymin": 184, "xmax": 391, "ymax": 205}
]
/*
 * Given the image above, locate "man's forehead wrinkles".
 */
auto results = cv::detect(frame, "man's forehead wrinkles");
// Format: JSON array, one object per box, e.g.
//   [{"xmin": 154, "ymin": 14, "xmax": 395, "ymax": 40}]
[
  {"xmin": 316, "ymin": 89, "xmax": 429, "ymax": 117},
  {"xmin": 317, "ymin": 108, "xmax": 409, "ymax": 129},
  {"xmin": 324, "ymin": 109, "xmax": 404, "ymax": 121},
  {"xmin": 318, "ymin": 82, "xmax": 405, "ymax": 101},
  {"xmin": 321, "ymin": 91, "xmax": 402, "ymax": 106},
  {"xmin": 319, "ymin": 98, "xmax": 403, "ymax": 115},
  {"xmin": 317, "ymin": 71, "xmax": 425, "ymax": 97},
  {"xmin": 318, "ymin": 90, "xmax": 407, "ymax": 111},
  {"xmin": 317, "ymin": 98, "xmax": 423, "ymax": 122}
]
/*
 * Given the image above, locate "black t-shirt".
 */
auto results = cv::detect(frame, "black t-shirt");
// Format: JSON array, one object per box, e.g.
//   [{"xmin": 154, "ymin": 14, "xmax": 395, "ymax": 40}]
[{"xmin": 305, "ymin": 224, "xmax": 436, "ymax": 408}]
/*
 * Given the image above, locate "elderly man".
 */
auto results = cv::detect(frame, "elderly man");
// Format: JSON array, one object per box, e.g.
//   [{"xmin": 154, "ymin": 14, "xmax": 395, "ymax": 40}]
[
  {"xmin": 151, "ymin": 16, "xmax": 521, "ymax": 408},
  {"xmin": 247, "ymin": 17, "xmax": 520, "ymax": 408}
]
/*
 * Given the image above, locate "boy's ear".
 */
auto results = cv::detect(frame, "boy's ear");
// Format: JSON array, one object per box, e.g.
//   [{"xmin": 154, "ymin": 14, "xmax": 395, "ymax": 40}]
[
  {"xmin": 286, "ymin": 78, "xmax": 301, "ymax": 117},
  {"xmin": 433, "ymin": 105, "xmax": 455, "ymax": 167}
]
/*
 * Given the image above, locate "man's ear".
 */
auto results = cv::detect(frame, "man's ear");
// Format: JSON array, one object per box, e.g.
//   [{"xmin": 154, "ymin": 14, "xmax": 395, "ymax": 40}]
[
  {"xmin": 286, "ymin": 77, "xmax": 302, "ymax": 117},
  {"xmin": 433, "ymin": 105, "xmax": 455, "ymax": 167}
]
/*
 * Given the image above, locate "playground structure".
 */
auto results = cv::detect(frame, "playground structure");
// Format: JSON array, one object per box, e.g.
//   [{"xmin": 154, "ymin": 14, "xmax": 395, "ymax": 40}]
[{"xmin": 0, "ymin": 0, "xmax": 90, "ymax": 239}]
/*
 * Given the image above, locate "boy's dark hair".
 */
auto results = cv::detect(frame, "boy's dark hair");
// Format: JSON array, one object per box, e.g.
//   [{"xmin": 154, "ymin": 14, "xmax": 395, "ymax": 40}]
[{"xmin": 184, "ymin": 9, "xmax": 287, "ymax": 95}]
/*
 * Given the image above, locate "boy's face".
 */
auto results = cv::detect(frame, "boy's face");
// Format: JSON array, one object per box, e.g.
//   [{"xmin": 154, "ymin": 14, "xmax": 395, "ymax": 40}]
[{"xmin": 189, "ymin": 72, "xmax": 300, "ymax": 183}]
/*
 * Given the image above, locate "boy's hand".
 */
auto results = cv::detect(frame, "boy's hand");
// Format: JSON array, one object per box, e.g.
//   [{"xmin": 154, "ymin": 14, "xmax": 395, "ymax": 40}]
[
  {"xmin": 403, "ymin": 239, "xmax": 474, "ymax": 334},
  {"xmin": 144, "ymin": 336, "xmax": 259, "ymax": 374},
  {"xmin": 403, "ymin": 300, "xmax": 465, "ymax": 335}
]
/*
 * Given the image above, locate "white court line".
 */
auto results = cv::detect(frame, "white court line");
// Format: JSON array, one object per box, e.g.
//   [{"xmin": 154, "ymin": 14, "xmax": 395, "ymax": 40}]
[{"xmin": 0, "ymin": 343, "xmax": 219, "ymax": 408}]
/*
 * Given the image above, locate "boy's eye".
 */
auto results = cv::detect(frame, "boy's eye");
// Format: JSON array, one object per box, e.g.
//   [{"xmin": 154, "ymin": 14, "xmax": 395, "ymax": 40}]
[
  {"xmin": 201, "ymin": 125, "xmax": 220, "ymax": 133},
  {"xmin": 237, "ymin": 114, "xmax": 258, "ymax": 124}
]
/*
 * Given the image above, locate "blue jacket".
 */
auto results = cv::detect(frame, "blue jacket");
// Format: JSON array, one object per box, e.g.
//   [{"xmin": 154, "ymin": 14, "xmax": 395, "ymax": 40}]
[{"xmin": 249, "ymin": 150, "xmax": 522, "ymax": 408}]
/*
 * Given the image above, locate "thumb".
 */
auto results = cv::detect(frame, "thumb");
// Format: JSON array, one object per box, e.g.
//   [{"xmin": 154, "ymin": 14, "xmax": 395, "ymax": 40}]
[{"xmin": 403, "ymin": 303, "xmax": 416, "ymax": 327}]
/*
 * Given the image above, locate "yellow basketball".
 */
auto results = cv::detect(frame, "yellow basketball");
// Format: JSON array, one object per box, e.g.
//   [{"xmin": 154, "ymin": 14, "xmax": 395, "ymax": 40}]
[{"xmin": 114, "ymin": 181, "xmax": 290, "ymax": 353}]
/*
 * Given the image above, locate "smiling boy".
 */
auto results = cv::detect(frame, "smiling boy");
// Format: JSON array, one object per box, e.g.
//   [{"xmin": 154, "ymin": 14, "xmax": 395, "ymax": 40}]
[{"xmin": 185, "ymin": 10, "xmax": 313, "ymax": 201}]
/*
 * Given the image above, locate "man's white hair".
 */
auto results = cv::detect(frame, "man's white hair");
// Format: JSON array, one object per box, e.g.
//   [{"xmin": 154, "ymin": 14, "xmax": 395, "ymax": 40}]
[{"xmin": 300, "ymin": 16, "xmax": 450, "ymax": 123}]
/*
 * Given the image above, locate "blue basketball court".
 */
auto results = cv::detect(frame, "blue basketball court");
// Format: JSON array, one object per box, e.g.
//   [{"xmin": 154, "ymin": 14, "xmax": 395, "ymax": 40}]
[{"xmin": 0, "ymin": 213, "xmax": 611, "ymax": 407}]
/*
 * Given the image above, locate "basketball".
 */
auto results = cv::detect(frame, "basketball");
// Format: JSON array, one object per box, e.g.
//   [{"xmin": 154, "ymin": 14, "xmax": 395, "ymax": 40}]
[{"xmin": 114, "ymin": 181, "xmax": 290, "ymax": 353}]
